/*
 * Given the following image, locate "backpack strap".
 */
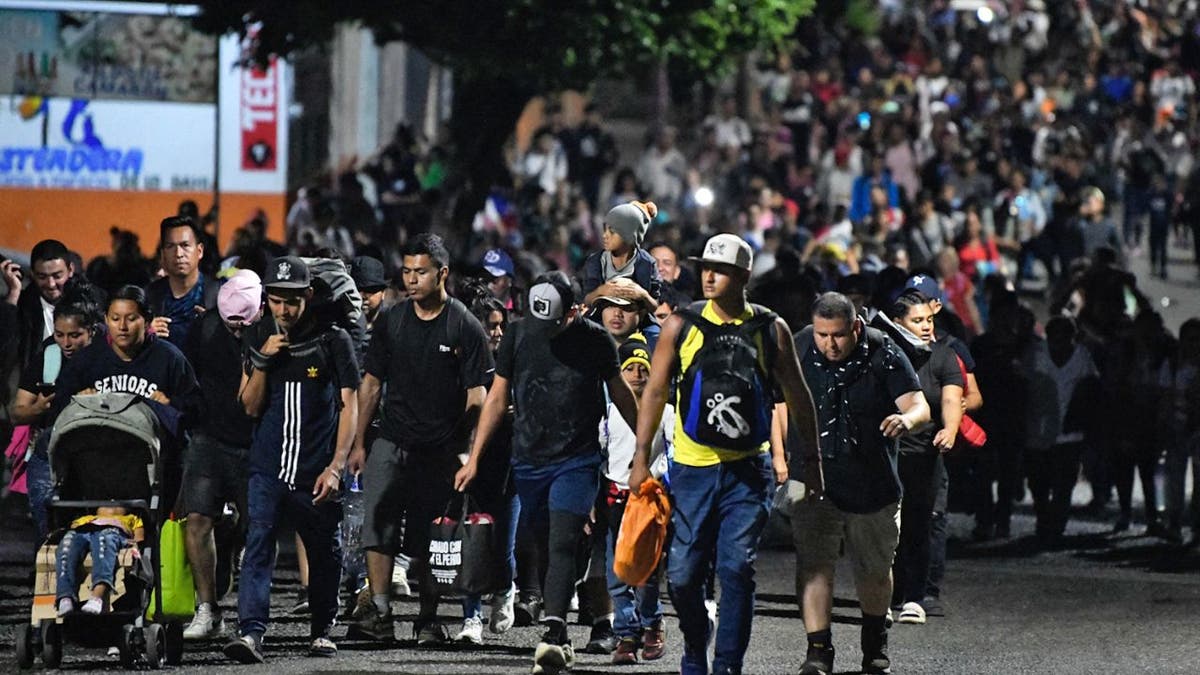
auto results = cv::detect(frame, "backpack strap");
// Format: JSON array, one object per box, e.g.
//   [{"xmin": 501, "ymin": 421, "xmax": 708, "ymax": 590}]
[{"xmin": 318, "ymin": 330, "xmax": 345, "ymax": 411}]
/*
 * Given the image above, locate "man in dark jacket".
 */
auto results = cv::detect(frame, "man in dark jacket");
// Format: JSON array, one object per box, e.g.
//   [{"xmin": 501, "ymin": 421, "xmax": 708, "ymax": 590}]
[{"xmin": 146, "ymin": 216, "xmax": 219, "ymax": 350}]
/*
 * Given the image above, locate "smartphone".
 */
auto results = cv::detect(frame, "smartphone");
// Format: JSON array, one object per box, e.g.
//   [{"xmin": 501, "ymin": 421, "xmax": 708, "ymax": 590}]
[{"xmin": 34, "ymin": 383, "xmax": 55, "ymax": 397}]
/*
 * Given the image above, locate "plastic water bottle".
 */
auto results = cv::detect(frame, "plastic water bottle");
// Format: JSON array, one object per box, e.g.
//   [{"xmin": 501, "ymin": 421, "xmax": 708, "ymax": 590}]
[{"xmin": 341, "ymin": 472, "xmax": 366, "ymax": 589}]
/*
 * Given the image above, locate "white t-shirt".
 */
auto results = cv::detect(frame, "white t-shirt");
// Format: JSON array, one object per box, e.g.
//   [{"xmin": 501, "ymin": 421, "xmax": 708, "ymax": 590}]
[
  {"xmin": 40, "ymin": 296, "xmax": 54, "ymax": 340},
  {"xmin": 601, "ymin": 402, "xmax": 672, "ymax": 489}
]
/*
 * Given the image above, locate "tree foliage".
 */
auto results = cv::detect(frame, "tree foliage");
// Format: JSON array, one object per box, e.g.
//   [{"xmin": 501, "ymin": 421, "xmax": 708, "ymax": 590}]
[
  {"xmin": 195, "ymin": 0, "xmax": 814, "ymax": 91},
  {"xmin": 194, "ymin": 1, "xmax": 815, "ymax": 230}
]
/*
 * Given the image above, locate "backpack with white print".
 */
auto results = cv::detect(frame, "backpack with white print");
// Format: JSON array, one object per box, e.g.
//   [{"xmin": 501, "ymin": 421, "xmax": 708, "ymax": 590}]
[{"xmin": 674, "ymin": 302, "xmax": 778, "ymax": 450}]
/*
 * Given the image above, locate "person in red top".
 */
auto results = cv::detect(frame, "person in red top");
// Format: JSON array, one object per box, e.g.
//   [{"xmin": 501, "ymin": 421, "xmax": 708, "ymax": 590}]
[
  {"xmin": 954, "ymin": 204, "xmax": 1001, "ymax": 282},
  {"xmin": 934, "ymin": 249, "xmax": 983, "ymax": 337}
]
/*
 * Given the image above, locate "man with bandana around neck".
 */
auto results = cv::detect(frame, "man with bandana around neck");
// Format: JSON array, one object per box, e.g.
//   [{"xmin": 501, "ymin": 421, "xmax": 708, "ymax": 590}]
[{"xmin": 789, "ymin": 292, "xmax": 930, "ymax": 675}]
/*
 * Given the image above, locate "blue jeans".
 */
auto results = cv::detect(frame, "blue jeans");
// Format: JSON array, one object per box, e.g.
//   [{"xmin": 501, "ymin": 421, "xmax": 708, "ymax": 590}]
[
  {"xmin": 462, "ymin": 492, "xmax": 520, "ymax": 619},
  {"xmin": 27, "ymin": 436, "xmax": 52, "ymax": 541},
  {"xmin": 514, "ymin": 454, "xmax": 600, "ymax": 624},
  {"xmin": 238, "ymin": 473, "xmax": 342, "ymax": 640},
  {"xmin": 56, "ymin": 527, "xmax": 128, "ymax": 599},
  {"xmin": 667, "ymin": 455, "xmax": 773, "ymax": 675},
  {"xmin": 606, "ymin": 493, "xmax": 663, "ymax": 638}
]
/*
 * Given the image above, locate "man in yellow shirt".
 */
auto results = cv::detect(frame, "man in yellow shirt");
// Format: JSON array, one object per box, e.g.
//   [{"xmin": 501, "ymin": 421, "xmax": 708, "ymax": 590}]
[{"xmin": 630, "ymin": 234, "xmax": 822, "ymax": 675}]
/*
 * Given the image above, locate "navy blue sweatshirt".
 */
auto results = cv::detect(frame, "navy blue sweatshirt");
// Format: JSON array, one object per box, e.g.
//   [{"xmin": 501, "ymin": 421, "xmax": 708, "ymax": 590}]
[{"xmin": 51, "ymin": 335, "xmax": 202, "ymax": 428}]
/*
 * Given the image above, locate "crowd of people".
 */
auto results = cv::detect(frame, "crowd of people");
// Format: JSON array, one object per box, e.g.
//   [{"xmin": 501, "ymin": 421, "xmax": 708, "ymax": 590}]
[{"xmin": 4, "ymin": 2, "xmax": 1200, "ymax": 674}]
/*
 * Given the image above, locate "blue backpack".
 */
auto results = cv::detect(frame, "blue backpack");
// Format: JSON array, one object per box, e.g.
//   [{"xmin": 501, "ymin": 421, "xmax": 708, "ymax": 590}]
[{"xmin": 674, "ymin": 302, "xmax": 778, "ymax": 450}]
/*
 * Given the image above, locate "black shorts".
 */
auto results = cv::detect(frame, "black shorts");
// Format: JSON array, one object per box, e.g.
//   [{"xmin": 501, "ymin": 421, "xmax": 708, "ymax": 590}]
[
  {"xmin": 361, "ymin": 437, "xmax": 461, "ymax": 559},
  {"xmin": 179, "ymin": 433, "xmax": 250, "ymax": 520}
]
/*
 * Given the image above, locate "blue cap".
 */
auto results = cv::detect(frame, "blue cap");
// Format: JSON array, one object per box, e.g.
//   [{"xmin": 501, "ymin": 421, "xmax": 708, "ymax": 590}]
[
  {"xmin": 481, "ymin": 249, "xmax": 515, "ymax": 278},
  {"xmin": 905, "ymin": 274, "xmax": 943, "ymax": 303}
]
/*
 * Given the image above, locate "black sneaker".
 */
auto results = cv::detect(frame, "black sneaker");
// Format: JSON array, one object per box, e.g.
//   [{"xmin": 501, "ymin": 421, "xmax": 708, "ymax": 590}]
[
  {"xmin": 415, "ymin": 621, "xmax": 450, "ymax": 647},
  {"xmin": 584, "ymin": 621, "xmax": 617, "ymax": 654},
  {"xmin": 513, "ymin": 594, "xmax": 542, "ymax": 627},
  {"xmin": 349, "ymin": 602, "xmax": 393, "ymax": 641},
  {"xmin": 290, "ymin": 588, "xmax": 310, "ymax": 615},
  {"xmin": 861, "ymin": 627, "xmax": 891, "ymax": 674},
  {"xmin": 798, "ymin": 644, "xmax": 834, "ymax": 675},
  {"xmin": 919, "ymin": 595, "xmax": 945, "ymax": 617},
  {"xmin": 223, "ymin": 634, "xmax": 265, "ymax": 664}
]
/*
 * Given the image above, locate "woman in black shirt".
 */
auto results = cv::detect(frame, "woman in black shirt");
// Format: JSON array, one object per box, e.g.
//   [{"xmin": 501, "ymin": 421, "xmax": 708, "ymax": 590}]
[{"xmin": 878, "ymin": 289, "xmax": 963, "ymax": 625}]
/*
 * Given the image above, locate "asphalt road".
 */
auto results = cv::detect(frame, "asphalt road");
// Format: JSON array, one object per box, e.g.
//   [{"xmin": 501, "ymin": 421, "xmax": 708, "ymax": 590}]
[{"xmin": 5, "ymin": 491, "xmax": 1200, "ymax": 674}]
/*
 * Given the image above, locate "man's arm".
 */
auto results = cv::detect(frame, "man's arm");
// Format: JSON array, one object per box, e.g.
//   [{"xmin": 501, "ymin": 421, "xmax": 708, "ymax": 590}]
[
  {"xmin": 238, "ymin": 368, "xmax": 267, "ymax": 418},
  {"xmin": 454, "ymin": 376, "xmax": 511, "ymax": 492},
  {"xmin": 629, "ymin": 314, "xmax": 682, "ymax": 494},
  {"xmin": 770, "ymin": 318, "xmax": 823, "ymax": 495},
  {"xmin": 240, "ymin": 332, "xmax": 288, "ymax": 417},
  {"xmin": 881, "ymin": 390, "xmax": 931, "ymax": 437},
  {"xmin": 770, "ymin": 402, "xmax": 788, "ymax": 485},
  {"xmin": 313, "ymin": 387, "xmax": 357, "ymax": 504},
  {"xmin": 347, "ymin": 373, "xmax": 383, "ymax": 475}
]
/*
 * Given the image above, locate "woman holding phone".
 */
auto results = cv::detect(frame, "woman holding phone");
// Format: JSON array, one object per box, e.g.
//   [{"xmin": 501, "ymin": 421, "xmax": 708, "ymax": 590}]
[{"xmin": 9, "ymin": 282, "xmax": 104, "ymax": 540}]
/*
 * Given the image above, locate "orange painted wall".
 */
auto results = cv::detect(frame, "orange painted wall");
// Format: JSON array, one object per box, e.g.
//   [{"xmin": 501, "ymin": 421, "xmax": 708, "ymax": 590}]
[{"xmin": 0, "ymin": 189, "xmax": 286, "ymax": 262}]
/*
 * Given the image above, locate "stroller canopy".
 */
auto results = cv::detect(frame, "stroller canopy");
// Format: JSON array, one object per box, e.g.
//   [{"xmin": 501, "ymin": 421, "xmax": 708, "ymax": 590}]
[{"xmin": 49, "ymin": 393, "xmax": 162, "ymax": 500}]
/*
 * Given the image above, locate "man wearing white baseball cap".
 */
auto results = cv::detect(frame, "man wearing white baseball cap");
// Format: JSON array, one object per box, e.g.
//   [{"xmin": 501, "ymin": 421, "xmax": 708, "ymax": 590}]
[
  {"xmin": 629, "ymin": 233, "xmax": 823, "ymax": 675},
  {"xmin": 180, "ymin": 269, "xmax": 264, "ymax": 641}
]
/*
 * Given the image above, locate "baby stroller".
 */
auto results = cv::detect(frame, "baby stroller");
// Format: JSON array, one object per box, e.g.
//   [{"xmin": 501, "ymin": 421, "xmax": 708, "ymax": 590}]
[{"xmin": 15, "ymin": 393, "xmax": 185, "ymax": 670}]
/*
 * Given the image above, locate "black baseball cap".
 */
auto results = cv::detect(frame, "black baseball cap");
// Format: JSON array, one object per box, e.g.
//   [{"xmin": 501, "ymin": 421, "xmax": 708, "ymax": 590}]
[{"xmin": 263, "ymin": 256, "xmax": 311, "ymax": 290}]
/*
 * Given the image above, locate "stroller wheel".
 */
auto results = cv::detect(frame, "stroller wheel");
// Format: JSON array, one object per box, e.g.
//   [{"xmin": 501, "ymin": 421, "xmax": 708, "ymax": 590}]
[
  {"xmin": 144, "ymin": 623, "xmax": 166, "ymax": 669},
  {"xmin": 15, "ymin": 623, "xmax": 35, "ymax": 669},
  {"xmin": 39, "ymin": 621, "xmax": 62, "ymax": 669},
  {"xmin": 118, "ymin": 625, "xmax": 137, "ymax": 669},
  {"xmin": 164, "ymin": 622, "xmax": 184, "ymax": 665}
]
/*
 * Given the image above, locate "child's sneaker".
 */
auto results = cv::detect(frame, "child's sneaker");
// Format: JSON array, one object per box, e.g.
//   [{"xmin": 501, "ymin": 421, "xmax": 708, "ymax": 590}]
[
  {"xmin": 56, "ymin": 597, "xmax": 76, "ymax": 617},
  {"xmin": 80, "ymin": 597, "xmax": 105, "ymax": 614}
]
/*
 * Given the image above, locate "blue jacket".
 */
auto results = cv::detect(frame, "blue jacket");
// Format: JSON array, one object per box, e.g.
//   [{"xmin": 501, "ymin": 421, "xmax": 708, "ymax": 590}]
[{"xmin": 849, "ymin": 172, "xmax": 901, "ymax": 224}]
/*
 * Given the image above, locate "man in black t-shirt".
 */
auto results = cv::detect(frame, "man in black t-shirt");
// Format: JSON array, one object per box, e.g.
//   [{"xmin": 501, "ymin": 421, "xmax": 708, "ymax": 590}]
[
  {"xmin": 348, "ymin": 234, "xmax": 494, "ymax": 645},
  {"xmin": 180, "ymin": 270, "xmax": 262, "ymax": 641},
  {"xmin": 456, "ymin": 271, "xmax": 639, "ymax": 675},
  {"xmin": 790, "ymin": 293, "xmax": 929, "ymax": 675},
  {"xmin": 223, "ymin": 257, "xmax": 360, "ymax": 664}
]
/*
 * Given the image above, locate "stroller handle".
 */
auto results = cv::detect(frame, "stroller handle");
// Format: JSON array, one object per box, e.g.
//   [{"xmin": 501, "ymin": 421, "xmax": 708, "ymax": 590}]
[{"xmin": 51, "ymin": 499, "xmax": 151, "ymax": 512}]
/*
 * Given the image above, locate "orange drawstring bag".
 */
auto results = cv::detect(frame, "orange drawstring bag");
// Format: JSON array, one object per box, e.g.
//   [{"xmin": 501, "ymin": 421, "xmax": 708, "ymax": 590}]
[{"xmin": 613, "ymin": 477, "xmax": 671, "ymax": 587}]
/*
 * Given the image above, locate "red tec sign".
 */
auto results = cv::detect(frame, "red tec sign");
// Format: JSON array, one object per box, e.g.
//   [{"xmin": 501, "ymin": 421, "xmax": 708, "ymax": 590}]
[{"xmin": 240, "ymin": 61, "xmax": 278, "ymax": 171}]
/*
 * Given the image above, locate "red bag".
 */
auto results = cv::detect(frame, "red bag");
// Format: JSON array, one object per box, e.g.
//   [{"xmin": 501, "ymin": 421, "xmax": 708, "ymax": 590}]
[
  {"xmin": 613, "ymin": 478, "xmax": 671, "ymax": 587},
  {"xmin": 953, "ymin": 355, "xmax": 987, "ymax": 450}
]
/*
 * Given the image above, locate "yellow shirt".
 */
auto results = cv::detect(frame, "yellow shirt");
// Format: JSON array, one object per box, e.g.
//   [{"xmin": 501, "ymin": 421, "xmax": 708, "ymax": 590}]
[
  {"xmin": 673, "ymin": 301, "xmax": 771, "ymax": 467},
  {"xmin": 69, "ymin": 513, "xmax": 143, "ymax": 535}
]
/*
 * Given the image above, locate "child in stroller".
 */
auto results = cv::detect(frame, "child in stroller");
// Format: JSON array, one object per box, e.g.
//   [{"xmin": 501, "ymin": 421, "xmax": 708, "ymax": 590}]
[{"xmin": 56, "ymin": 506, "xmax": 145, "ymax": 616}]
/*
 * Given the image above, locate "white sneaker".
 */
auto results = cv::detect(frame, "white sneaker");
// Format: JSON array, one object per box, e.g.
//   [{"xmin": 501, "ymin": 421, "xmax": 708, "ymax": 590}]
[
  {"xmin": 56, "ymin": 597, "xmax": 76, "ymax": 617},
  {"xmin": 391, "ymin": 565, "xmax": 411, "ymax": 597},
  {"xmin": 456, "ymin": 616, "xmax": 484, "ymax": 645},
  {"xmin": 184, "ymin": 602, "xmax": 225, "ymax": 640},
  {"xmin": 490, "ymin": 584, "xmax": 516, "ymax": 634},
  {"xmin": 80, "ymin": 597, "xmax": 105, "ymax": 614},
  {"xmin": 897, "ymin": 601, "xmax": 926, "ymax": 625}
]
